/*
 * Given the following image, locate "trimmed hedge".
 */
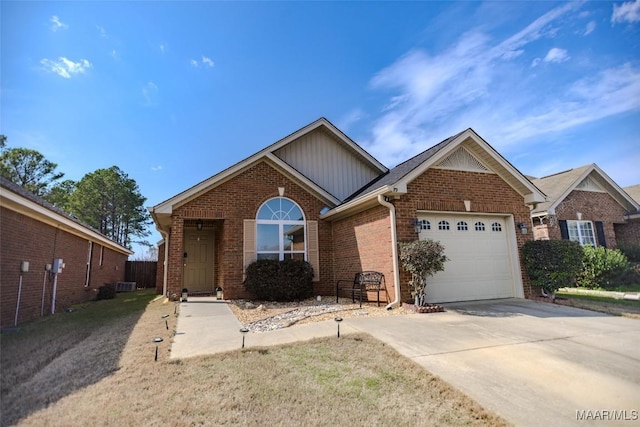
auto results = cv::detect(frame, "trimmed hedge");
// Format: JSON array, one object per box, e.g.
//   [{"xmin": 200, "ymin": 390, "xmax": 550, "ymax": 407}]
[
  {"xmin": 244, "ymin": 259, "xmax": 314, "ymax": 301},
  {"xmin": 522, "ymin": 240, "xmax": 583, "ymax": 293},
  {"xmin": 577, "ymin": 246, "xmax": 628, "ymax": 289},
  {"xmin": 617, "ymin": 241, "xmax": 640, "ymax": 263}
]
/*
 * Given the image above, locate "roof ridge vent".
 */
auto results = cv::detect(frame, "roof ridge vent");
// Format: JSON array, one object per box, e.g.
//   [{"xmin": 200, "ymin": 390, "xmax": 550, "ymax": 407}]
[{"xmin": 435, "ymin": 146, "xmax": 489, "ymax": 172}]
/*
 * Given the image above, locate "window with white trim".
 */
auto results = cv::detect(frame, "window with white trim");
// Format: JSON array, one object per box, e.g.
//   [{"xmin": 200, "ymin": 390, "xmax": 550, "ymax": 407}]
[
  {"xmin": 491, "ymin": 222, "xmax": 502, "ymax": 232},
  {"xmin": 438, "ymin": 220, "xmax": 450, "ymax": 230},
  {"xmin": 475, "ymin": 221, "xmax": 485, "ymax": 231},
  {"xmin": 567, "ymin": 220, "xmax": 596, "ymax": 246},
  {"xmin": 419, "ymin": 219, "xmax": 430, "ymax": 230},
  {"xmin": 457, "ymin": 221, "xmax": 468, "ymax": 231},
  {"xmin": 256, "ymin": 197, "xmax": 306, "ymax": 261}
]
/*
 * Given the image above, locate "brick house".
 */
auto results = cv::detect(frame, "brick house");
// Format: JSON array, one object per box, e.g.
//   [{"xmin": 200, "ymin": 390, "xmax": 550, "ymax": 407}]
[
  {"xmin": 619, "ymin": 184, "xmax": 640, "ymax": 245},
  {"xmin": 150, "ymin": 118, "xmax": 545, "ymax": 306},
  {"xmin": 0, "ymin": 177, "xmax": 131, "ymax": 327},
  {"xmin": 530, "ymin": 164, "xmax": 640, "ymax": 248}
]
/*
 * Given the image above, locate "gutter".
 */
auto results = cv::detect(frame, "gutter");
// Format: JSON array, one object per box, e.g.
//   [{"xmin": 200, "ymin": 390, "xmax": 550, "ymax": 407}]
[{"xmin": 377, "ymin": 195, "xmax": 401, "ymax": 310}]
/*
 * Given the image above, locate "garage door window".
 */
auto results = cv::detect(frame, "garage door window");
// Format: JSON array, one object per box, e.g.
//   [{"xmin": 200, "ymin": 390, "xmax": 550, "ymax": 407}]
[
  {"xmin": 457, "ymin": 221, "xmax": 468, "ymax": 231},
  {"xmin": 491, "ymin": 222, "xmax": 502, "ymax": 232},
  {"xmin": 417, "ymin": 219, "xmax": 430, "ymax": 230},
  {"xmin": 438, "ymin": 220, "xmax": 450, "ymax": 230},
  {"xmin": 475, "ymin": 221, "xmax": 485, "ymax": 231}
]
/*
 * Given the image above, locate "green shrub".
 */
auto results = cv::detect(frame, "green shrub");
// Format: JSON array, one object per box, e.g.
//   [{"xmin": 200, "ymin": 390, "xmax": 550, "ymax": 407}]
[
  {"xmin": 522, "ymin": 240, "xmax": 583, "ymax": 297},
  {"xmin": 96, "ymin": 283, "xmax": 117, "ymax": 300},
  {"xmin": 398, "ymin": 239, "xmax": 448, "ymax": 306},
  {"xmin": 577, "ymin": 246, "xmax": 629, "ymax": 289},
  {"xmin": 617, "ymin": 241, "xmax": 640, "ymax": 263},
  {"xmin": 244, "ymin": 259, "xmax": 314, "ymax": 301}
]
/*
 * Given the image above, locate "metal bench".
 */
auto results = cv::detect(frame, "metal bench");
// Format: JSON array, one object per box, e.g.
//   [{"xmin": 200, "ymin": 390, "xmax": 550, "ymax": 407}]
[{"xmin": 336, "ymin": 271, "xmax": 386, "ymax": 308}]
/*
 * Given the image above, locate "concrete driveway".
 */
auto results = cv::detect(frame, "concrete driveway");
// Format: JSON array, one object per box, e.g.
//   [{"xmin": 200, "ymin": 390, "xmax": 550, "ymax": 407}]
[{"xmin": 347, "ymin": 299, "xmax": 640, "ymax": 427}]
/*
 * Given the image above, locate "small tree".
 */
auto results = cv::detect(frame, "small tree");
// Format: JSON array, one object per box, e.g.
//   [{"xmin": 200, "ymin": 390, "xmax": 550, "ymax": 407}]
[{"xmin": 398, "ymin": 239, "xmax": 448, "ymax": 306}]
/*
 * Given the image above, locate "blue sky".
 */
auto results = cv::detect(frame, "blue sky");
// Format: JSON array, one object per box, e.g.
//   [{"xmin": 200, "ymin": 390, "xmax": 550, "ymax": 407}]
[{"xmin": 2, "ymin": 1, "xmax": 639, "ymax": 257}]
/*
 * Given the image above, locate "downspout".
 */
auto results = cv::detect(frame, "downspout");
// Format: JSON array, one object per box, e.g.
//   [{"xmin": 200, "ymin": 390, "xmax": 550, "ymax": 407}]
[
  {"xmin": 159, "ymin": 230, "xmax": 169, "ymax": 298},
  {"xmin": 377, "ymin": 195, "xmax": 401, "ymax": 310}
]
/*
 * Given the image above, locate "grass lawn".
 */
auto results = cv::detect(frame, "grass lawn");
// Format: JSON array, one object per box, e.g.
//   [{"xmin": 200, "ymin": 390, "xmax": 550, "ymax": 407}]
[
  {"xmin": 1, "ymin": 291, "xmax": 508, "ymax": 427},
  {"xmin": 555, "ymin": 291, "xmax": 640, "ymax": 318}
]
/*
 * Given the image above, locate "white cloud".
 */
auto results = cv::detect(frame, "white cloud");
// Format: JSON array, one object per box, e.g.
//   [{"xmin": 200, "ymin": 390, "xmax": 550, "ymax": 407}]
[
  {"xmin": 50, "ymin": 15, "xmax": 68, "ymax": 32},
  {"xmin": 151, "ymin": 165, "xmax": 163, "ymax": 171},
  {"xmin": 40, "ymin": 57, "xmax": 91, "ymax": 78},
  {"xmin": 543, "ymin": 47, "xmax": 569, "ymax": 63},
  {"xmin": 191, "ymin": 56, "xmax": 215, "ymax": 68},
  {"xmin": 583, "ymin": 21, "xmax": 596, "ymax": 35},
  {"xmin": 362, "ymin": 2, "xmax": 640, "ymax": 167},
  {"xmin": 110, "ymin": 49, "xmax": 119, "ymax": 60},
  {"xmin": 160, "ymin": 44, "xmax": 167, "ymax": 53},
  {"xmin": 97, "ymin": 25, "xmax": 108, "ymax": 38},
  {"xmin": 202, "ymin": 56, "xmax": 214, "ymax": 67},
  {"xmin": 142, "ymin": 82, "xmax": 159, "ymax": 106},
  {"xmin": 612, "ymin": 0, "xmax": 640, "ymax": 24}
]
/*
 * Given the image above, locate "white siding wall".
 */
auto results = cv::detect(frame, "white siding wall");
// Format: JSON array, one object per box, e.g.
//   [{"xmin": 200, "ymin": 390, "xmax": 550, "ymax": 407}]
[{"xmin": 274, "ymin": 129, "xmax": 381, "ymax": 201}]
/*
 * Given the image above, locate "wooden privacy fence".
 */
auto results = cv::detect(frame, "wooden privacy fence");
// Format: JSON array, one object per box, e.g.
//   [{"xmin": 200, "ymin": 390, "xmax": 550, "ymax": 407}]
[{"xmin": 125, "ymin": 261, "xmax": 157, "ymax": 289}]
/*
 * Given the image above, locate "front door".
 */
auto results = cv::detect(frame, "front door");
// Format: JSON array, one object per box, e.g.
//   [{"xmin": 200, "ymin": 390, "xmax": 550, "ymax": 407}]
[{"xmin": 183, "ymin": 229, "xmax": 214, "ymax": 293}]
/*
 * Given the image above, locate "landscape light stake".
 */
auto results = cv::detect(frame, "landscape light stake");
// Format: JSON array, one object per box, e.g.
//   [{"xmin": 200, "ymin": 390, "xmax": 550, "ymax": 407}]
[
  {"xmin": 334, "ymin": 317, "xmax": 343, "ymax": 338},
  {"xmin": 162, "ymin": 314, "xmax": 169, "ymax": 330},
  {"xmin": 153, "ymin": 337, "xmax": 163, "ymax": 361},
  {"xmin": 240, "ymin": 327, "xmax": 249, "ymax": 348}
]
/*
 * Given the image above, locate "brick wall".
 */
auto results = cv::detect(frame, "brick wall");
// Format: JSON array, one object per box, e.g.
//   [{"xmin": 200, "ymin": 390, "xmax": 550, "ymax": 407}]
[
  {"xmin": 166, "ymin": 160, "xmax": 333, "ymax": 300},
  {"xmin": 614, "ymin": 221, "xmax": 640, "ymax": 245},
  {"xmin": 332, "ymin": 205, "xmax": 395, "ymax": 303},
  {"xmin": 0, "ymin": 206, "xmax": 127, "ymax": 327},
  {"xmin": 393, "ymin": 168, "xmax": 534, "ymax": 301},
  {"xmin": 550, "ymin": 190, "xmax": 628, "ymax": 247}
]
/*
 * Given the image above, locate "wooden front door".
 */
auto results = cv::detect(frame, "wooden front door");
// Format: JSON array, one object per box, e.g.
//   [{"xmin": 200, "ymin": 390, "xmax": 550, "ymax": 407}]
[{"xmin": 183, "ymin": 230, "xmax": 214, "ymax": 293}]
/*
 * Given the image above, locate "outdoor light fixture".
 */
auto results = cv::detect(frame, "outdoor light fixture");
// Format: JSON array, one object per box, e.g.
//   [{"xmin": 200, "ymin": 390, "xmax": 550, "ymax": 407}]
[
  {"xmin": 334, "ymin": 317, "xmax": 343, "ymax": 338},
  {"xmin": 240, "ymin": 327, "xmax": 249, "ymax": 348},
  {"xmin": 153, "ymin": 337, "xmax": 163, "ymax": 361},
  {"xmin": 412, "ymin": 219, "xmax": 423, "ymax": 234},
  {"xmin": 162, "ymin": 314, "xmax": 169, "ymax": 330},
  {"xmin": 518, "ymin": 222, "xmax": 528, "ymax": 235},
  {"xmin": 181, "ymin": 288, "xmax": 188, "ymax": 302},
  {"xmin": 196, "ymin": 219, "xmax": 203, "ymax": 231}
]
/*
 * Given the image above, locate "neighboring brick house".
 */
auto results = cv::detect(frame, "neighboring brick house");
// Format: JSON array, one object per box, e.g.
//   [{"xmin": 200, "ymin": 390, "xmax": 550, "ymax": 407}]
[
  {"xmin": 618, "ymin": 184, "xmax": 640, "ymax": 245},
  {"xmin": 0, "ymin": 177, "xmax": 131, "ymax": 327},
  {"xmin": 150, "ymin": 118, "xmax": 545, "ymax": 305},
  {"xmin": 530, "ymin": 164, "xmax": 640, "ymax": 248}
]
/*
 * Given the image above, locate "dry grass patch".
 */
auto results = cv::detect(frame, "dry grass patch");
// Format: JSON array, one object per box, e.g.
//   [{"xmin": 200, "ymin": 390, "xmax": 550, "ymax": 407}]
[{"xmin": 3, "ymin": 293, "xmax": 509, "ymax": 427}]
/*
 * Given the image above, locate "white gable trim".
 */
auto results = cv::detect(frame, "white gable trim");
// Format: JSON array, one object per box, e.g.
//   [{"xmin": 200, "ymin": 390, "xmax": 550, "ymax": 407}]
[
  {"xmin": 151, "ymin": 118, "xmax": 384, "ymax": 215},
  {"xmin": 397, "ymin": 129, "xmax": 545, "ymax": 204},
  {"xmin": 547, "ymin": 164, "xmax": 640, "ymax": 215}
]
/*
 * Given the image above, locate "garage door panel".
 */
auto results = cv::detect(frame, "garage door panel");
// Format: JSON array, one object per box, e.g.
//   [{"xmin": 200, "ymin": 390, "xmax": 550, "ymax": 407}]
[{"xmin": 418, "ymin": 214, "xmax": 516, "ymax": 303}]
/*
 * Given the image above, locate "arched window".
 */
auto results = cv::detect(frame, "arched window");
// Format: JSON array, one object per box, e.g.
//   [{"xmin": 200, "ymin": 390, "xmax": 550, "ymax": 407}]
[
  {"xmin": 475, "ymin": 221, "xmax": 485, "ymax": 231},
  {"xmin": 438, "ymin": 220, "xmax": 450, "ymax": 230},
  {"xmin": 256, "ymin": 197, "xmax": 306, "ymax": 261},
  {"xmin": 457, "ymin": 221, "xmax": 468, "ymax": 231},
  {"xmin": 491, "ymin": 222, "xmax": 502, "ymax": 232}
]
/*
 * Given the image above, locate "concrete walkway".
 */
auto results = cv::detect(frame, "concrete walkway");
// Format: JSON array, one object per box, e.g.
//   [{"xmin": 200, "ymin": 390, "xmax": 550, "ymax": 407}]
[
  {"xmin": 171, "ymin": 297, "xmax": 356, "ymax": 358},
  {"xmin": 172, "ymin": 297, "xmax": 640, "ymax": 427}
]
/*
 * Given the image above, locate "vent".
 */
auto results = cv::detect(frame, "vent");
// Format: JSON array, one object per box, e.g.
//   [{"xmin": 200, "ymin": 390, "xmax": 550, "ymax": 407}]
[
  {"xmin": 435, "ymin": 147, "xmax": 489, "ymax": 172},
  {"xmin": 576, "ymin": 176, "xmax": 605, "ymax": 193}
]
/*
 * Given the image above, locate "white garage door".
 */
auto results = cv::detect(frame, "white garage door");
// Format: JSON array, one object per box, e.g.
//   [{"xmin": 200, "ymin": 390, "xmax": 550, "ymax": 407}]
[{"xmin": 417, "ymin": 213, "xmax": 517, "ymax": 303}]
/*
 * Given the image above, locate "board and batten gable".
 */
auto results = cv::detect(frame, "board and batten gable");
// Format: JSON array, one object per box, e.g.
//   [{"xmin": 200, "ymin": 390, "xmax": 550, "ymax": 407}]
[{"xmin": 273, "ymin": 127, "xmax": 383, "ymax": 202}]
